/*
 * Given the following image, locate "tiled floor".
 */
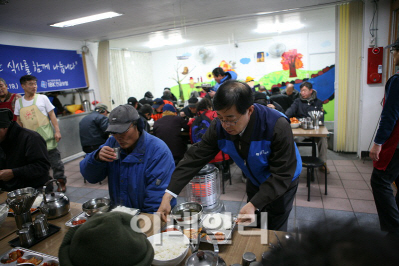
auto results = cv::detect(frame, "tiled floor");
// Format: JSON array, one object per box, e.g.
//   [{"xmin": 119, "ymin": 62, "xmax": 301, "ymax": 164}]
[{"xmin": 62, "ymin": 147, "xmax": 383, "ymax": 233}]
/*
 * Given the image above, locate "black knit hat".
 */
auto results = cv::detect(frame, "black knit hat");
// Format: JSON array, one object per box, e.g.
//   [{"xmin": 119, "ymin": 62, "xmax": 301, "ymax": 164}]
[
  {"xmin": 0, "ymin": 108, "xmax": 13, "ymax": 128},
  {"xmin": 59, "ymin": 212, "xmax": 154, "ymax": 266},
  {"xmin": 144, "ymin": 91, "xmax": 153, "ymax": 98},
  {"xmin": 254, "ymin": 92, "xmax": 267, "ymax": 101}
]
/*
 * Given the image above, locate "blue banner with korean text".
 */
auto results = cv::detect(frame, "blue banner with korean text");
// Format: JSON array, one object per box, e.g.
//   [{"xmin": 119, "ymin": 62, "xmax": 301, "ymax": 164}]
[{"xmin": 0, "ymin": 44, "xmax": 87, "ymax": 94}]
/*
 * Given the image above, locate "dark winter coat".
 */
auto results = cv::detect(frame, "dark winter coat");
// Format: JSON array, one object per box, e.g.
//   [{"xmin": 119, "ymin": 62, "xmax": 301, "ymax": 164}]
[
  {"xmin": 153, "ymin": 115, "xmax": 189, "ymax": 161},
  {"xmin": 0, "ymin": 122, "xmax": 50, "ymax": 191},
  {"xmin": 285, "ymin": 90, "xmax": 324, "ymax": 122}
]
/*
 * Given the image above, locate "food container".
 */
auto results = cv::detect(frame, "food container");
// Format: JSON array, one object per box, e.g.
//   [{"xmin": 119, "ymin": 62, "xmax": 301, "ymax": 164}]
[
  {"xmin": 82, "ymin": 198, "xmax": 110, "ymax": 217},
  {"xmin": 65, "ymin": 104, "xmax": 82, "ymax": 113},
  {"xmin": 290, "ymin": 122, "xmax": 300, "ymax": 129},
  {"xmin": 201, "ymin": 213, "xmax": 237, "ymax": 245},
  {"xmin": 147, "ymin": 231, "xmax": 190, "ymax": 266},
  {"xmin": 0, "ymin": 247, "xmax": 58, "ymax": 265},
  {"xmin": 171, "ymin": 202, "xmax": 203, "ymax": 225},
  {"xmin": 160, "ymin": 225, "xmax": 183, "ymax": 233},
  {"xmin": 65, "ymin": 212, "xmax": 88, "ymax": 228}
]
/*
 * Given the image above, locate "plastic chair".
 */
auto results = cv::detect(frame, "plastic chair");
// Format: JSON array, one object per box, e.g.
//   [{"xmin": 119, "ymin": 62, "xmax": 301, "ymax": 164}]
[{"xmin": 301, "ymin": 156, "xmax": 327, "ymax": 201}]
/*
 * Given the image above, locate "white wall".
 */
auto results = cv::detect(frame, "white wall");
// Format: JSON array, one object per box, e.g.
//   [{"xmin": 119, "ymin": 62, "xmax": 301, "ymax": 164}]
[
  {"xmin": 357, "ymin": 0, "xmax": 390, "ymax": 157},
  {"xmin": 0, "ymin": 31, "xmax": 100, "ymax": 109},
  {"xmin": 151, "ymin": 30, "xmax": 335, "ymax": 98}
]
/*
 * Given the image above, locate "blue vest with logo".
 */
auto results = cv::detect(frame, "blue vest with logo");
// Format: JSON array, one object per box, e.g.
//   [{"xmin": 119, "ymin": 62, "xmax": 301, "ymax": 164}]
[{"xmin": 216, "ymin": 104, "xmax": 302, "ymax": 187}]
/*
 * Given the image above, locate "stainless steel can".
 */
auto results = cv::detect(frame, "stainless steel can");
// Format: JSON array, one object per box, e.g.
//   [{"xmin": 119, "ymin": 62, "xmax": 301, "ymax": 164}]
[
  {"xmin": 113, "ymin": 147, "xmax": 121, "ymax": 160},
  {"xmin": 18, "ymin": 228, "xmax": 34, "ymax": 247}
]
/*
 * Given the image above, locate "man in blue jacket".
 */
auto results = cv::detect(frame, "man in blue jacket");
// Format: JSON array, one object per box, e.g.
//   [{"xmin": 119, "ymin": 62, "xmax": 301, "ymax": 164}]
[
  {"xmin": 158, "ymin": 81, "xmax": 301, "ymax": 231},
  {"xmin": 80, "ymin": 104, "xmax": 176, "ymax": 213},
  {"xmin": 212, "ymin": 67, "xmax": 237, "ymax": 91}
]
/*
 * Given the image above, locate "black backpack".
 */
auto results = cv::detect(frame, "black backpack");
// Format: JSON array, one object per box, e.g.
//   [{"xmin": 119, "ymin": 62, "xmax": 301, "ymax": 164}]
[{"xmin": 191, "ymin": 112, "xmax": 212, "ymax": 143}]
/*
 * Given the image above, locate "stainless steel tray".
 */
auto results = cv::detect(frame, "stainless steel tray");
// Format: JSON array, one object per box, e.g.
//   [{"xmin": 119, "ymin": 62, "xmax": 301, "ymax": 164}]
[
  {"xmin": 65, "ymin": 211, "xmax": 87, "ymax": 228},
  {"xmin": 200, "ymin": 213, "xmax": 237, "ymax": 245},
  {"xmin": 65, "ymin": 206, "xmax": 141, "ymax": 227},
  {"xmin": 0, "ymin": 247, "xmax": 58, "ymax": 265}
]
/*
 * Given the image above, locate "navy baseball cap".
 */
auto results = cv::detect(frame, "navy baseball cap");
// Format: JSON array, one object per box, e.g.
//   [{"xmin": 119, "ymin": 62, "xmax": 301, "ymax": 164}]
[{"xmin": 152, "ymin": 98, "xmax": 164, "ymax": 109}]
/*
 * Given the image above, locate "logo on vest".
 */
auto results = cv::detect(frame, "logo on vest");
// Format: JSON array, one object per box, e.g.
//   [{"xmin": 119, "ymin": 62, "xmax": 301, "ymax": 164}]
[{"xmin": 256, "ymin": 150, "xmax": 269, "ymax": 156}]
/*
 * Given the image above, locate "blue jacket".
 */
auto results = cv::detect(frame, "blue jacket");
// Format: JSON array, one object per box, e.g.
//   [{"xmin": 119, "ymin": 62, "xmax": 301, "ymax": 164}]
[
  {"xmin": 213, "ymin": 71, "xmax": 238, "ymax": 90},
  {"xmin": 216, "ymin": 104, "xmax": 301, "ymax": 186},
  {"xmin": 80, "ymin": 131, "xmax": 176, "ymax": 213}
]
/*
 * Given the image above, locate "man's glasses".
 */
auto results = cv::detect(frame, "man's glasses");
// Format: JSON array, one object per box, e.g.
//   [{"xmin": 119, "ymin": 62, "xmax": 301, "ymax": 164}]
[{"xmin": 216, "ymin": 114, "xmax": 243, "ymax": 126}]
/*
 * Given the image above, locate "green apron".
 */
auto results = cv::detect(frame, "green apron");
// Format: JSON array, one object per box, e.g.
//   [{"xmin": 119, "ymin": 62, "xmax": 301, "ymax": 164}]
[{"xmin": 19, "ymin": 95, "xmax": 57, "ymax": 151}]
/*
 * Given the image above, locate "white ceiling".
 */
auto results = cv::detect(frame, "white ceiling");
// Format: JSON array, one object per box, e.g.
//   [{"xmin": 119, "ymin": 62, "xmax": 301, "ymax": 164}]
[
  {"xmin": 110, "ymin": 6, "xmax": 336, "ymax": 52},
  {"xmin": 0, "ymin": 0, "xmax": 341, "ymax": 51}
]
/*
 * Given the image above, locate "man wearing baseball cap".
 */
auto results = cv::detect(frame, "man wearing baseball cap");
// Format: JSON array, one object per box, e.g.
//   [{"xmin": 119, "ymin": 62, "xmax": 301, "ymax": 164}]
[
  {"xmin": 369, "ymin": 37, "xmax": 399, "ymax": 239},
  {"xmin": 151, "ymin": 98, "xmax": 165, "ymax": 122},
  {"xmin": 79, "ymin": 103, "xmax": 110, "ymax": 154},
  {"xmin": 80, "ymin": 104, "xmax": 176, "ymax": 213}
]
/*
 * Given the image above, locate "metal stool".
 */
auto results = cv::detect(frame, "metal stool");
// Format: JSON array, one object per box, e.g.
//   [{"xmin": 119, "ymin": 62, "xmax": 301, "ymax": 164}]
[{"xmin": 301, "ymin": 156, "xmax": 327, "ymax": 201}]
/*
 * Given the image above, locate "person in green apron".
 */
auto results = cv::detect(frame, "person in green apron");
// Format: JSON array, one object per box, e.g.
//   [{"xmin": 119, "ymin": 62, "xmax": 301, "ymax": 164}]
[{"xmin": 14, "ymin": 75, "xmax": 67, "ymax": 192}]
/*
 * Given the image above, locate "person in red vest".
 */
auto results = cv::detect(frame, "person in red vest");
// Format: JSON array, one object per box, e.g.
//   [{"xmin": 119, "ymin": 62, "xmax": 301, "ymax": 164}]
[
  {"xmin": 369, "ymin": 37, "xmax": 399, "ymax": 239},
  {"xmin": 0, "ymin": 78, "xmax": 21, "ymax": 121}
]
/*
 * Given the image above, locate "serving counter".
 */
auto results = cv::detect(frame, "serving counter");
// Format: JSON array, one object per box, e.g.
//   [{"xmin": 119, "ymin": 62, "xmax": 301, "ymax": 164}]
[
  {"xmin": 56, "ymin": 112, "xmax": 90, "ymax": 161},
  {"xmin": 0, "ymin": 193, "xmax": 284, "ymax": 265}
]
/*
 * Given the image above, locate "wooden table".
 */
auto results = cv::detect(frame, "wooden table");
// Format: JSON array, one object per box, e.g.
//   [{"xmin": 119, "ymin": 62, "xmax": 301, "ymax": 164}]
[
  {"xmin": 0, "ymin": 193, "xmax": 287, "ymax": 265},
  {"xmin": 292, "ymin": 126, "xmax": 329, "ymax": 157},
  {"xmin": 292, "ymin": 126, "xmax": 329, "ymax": 138}
]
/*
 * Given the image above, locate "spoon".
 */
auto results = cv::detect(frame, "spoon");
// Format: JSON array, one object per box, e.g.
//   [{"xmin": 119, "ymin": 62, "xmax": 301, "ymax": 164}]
[{"xmin": 273, "ymin": 231, "xmax": 283, "ymax": 249}]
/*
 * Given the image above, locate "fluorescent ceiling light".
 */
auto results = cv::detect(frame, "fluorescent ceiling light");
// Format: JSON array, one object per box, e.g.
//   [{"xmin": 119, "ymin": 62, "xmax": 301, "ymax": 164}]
[
  {"xmin": 146, "ymin": 30, "xmax": 185, "ymax": 48},
  {"xmin": 50, "ymin": 12, "xmax": 123, "ymax": 28},
  {"xmin": 255, "ymin": 22, "xmax": 305, "ymax": 33}
]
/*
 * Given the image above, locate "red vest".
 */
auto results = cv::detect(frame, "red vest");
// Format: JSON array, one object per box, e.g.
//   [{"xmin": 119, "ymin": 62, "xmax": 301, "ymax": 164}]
[
  {"xmin": 373, "ymin": 74, "xmax": 399, "ymax": 171},
  {"xmin": 0, "ymin": 94, "xmax": 17, "ymax": 121}
]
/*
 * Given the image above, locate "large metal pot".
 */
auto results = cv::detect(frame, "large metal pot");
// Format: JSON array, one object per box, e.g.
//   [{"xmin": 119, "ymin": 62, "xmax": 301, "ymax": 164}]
[{"xmin": 39, "ymin": 179, "xmax": 70, "ymax": 220}]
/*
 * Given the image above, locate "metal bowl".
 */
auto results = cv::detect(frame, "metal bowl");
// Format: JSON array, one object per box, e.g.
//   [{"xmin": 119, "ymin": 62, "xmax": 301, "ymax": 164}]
[
  {"xmin": 82, "ymin": 198, "xmax": 111, "ymax": 217},
  {"xmin": 290, "ymin": 122, "xmax": 300, "ymax": 129},
  {"xmin": 7, "ymin": 187, "xmax": 37, "ymax": 200},
  {"xmin": 171, "ymin": 202, "xmax": 203, "ymax": 225},
  {"xmin": 147, "ymin": 231, "xmax": 190, "ymax": 266}
]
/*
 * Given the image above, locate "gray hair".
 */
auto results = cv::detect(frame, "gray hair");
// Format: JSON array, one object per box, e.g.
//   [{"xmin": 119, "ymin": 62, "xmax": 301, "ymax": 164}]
[{"xmin": 0, "ymin": 78, "xmax": 7, "ymax": 86}]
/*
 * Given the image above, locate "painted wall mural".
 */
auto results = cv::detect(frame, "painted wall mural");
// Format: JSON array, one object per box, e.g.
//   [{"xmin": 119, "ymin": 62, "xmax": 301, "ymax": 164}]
[
  {"xmin": 169, "ymin": 63, "xmax": 335, "ymax": 121},
  {"xmin": 280, "ymin": 49, "xmax": 304, "ymax": 77}
]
